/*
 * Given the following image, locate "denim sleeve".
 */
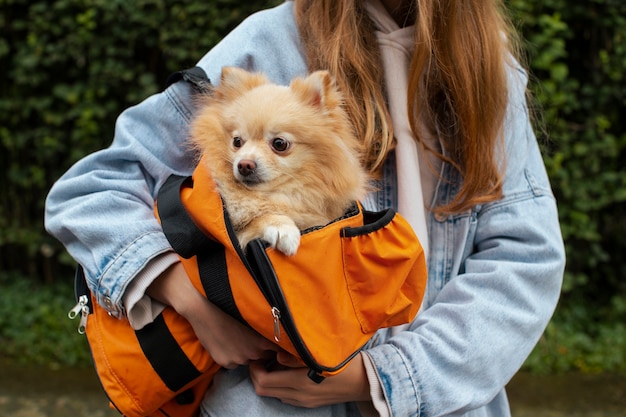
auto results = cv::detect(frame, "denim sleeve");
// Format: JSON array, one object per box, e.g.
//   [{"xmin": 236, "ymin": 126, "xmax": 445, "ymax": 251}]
[
  {"xmin": 44, "ymin": 81, "xmax": 198, "ymax": 316},
  {"xmin": 44, "ymin": 1, "xmax": 307, "ymax": 316},
  {"xmin": 364, "ymin": 66, "xmax": 566, "ymax": 416}
]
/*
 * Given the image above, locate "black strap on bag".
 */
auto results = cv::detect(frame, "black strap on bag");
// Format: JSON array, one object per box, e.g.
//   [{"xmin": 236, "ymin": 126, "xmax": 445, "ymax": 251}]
[
  {"xmin": 74, "ymin": 265, "xmax": 201, "ymax": 398},
  {"xmin": 73, "ymin": 67, "xmax": 218, "ymax": 402},
  {"xmin": 165, "ymin": 66, "xmax": 213, "ymax": 94},
  {"xmin": 155, "ymin": 172, "xmax": 332, "ymax": 383},
  {"xmin": 157, "ymin": 174, "xmax": 245, "ymax": 324}
]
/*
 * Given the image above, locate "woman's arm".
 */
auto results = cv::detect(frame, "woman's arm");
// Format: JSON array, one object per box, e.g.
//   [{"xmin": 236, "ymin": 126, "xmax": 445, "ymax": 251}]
[
  {"xmin": 44, "ymin": 1, "xmax": 307, "ymax": 317},
  {"xmin": 44, "ymin": 81, "xmax": 199, "ymax": 317},
  {"xmin": 364, "ymin": 67, "xmax": 566, "ymax": 417},
  {"xmin": 148, "ymin": 263, "xmax": 279, "ymax": 368},
  {"xmin": 247, "ymin": 65, "xmax": 565, "ymax": 417}
]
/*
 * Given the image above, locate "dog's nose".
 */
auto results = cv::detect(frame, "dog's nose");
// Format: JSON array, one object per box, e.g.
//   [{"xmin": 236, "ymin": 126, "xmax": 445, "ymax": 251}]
[{"xmin": 237, "ymin": 159, "xmax": 257, "ymax": 177}]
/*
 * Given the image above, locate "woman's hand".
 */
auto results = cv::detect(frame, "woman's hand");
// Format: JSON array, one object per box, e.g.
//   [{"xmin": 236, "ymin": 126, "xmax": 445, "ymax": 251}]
[
  {"xmin": 249, "ymin": 351, "xmax": 371, "ymax": 408},
  {"xmin": 147, "ymin": 262, "xmax": 278, "ymax": 369}
]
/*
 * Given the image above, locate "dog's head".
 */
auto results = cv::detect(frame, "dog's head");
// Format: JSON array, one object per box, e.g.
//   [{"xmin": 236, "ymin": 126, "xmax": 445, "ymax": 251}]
[{"xmin": 191, "ymin": 67, "xmax": 367, "ymax": 202}]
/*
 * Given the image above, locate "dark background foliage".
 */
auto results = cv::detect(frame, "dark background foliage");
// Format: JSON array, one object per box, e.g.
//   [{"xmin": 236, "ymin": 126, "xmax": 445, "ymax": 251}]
[
  {"xmin": 509, "ymin": 0, "xmax": 626, "ymax": 372},
  {"xmin": 0, "ymin": 0, "xmax": 624, "ymax": 371}
]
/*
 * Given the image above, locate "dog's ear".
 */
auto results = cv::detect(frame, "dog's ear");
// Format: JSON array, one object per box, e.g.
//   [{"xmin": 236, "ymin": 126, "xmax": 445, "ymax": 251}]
[
  {"xmin": 291, "ymin": 70, "xmax": 341, "ymax": 111},
  {"xmin": 215, "ymin": 67, "xmax": 268, "ymax": 101}
]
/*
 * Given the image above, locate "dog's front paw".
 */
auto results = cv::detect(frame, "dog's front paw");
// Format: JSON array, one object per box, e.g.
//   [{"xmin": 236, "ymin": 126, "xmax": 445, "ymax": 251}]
[{"xmin": 263, "ymin": 223, "xmax": 300, "ymax": 256}]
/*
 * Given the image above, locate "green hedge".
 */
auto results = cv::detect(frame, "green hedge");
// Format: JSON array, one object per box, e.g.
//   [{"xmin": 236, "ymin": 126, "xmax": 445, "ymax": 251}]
[
  {"xmin": 0, "ymin": 0, "xmax": 280, "ymax": 277},
  {"xmin": 1, "ymin": 1, "xmax": 624, "ymax": 372},
  {"xmin": 509, "ymin": 0, "xmax": 626, "ymax": 372}
]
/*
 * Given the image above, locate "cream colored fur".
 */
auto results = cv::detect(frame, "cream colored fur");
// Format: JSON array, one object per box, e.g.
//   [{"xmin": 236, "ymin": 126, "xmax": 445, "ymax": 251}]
[{"xmin": 190, "ymin": 67, "xmax": 369, "ymax": 255}]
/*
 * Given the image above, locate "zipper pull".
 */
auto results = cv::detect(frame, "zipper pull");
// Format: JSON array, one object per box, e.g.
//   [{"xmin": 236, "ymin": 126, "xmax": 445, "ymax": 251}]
[
  {"xmin": 68, "ymin": 295, "xmax": 90, "ymax": 334},
  {"xmin": 271, "ymin": 307, "xmax": 281, "ymax": 342},
  {"xmin": 78, "ymin": 303, "xmax": 89, "ymax": 335},
  {"xmin": 68, "ymin": 295, "xmax": 86, "ymax": 319}
]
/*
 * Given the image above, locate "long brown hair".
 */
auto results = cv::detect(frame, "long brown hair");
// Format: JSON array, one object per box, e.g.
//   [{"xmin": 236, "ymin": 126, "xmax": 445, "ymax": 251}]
[{"xmin": 294, "ymin": 0, "xmax": 522, "ymax": 214}]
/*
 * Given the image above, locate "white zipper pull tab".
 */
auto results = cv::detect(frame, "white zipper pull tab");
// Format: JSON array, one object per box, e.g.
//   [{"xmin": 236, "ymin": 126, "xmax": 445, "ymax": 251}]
[
  {"xmin": 68, "ymin": 295, "xmax": 86, "ymax": 319},
  {"xmin": 78, "ymin": 303, "xmax": 89, "ymax": 335},
  {"xmin": 68, "ymin": 295, "xmax": 89, "ymax": 334},
  {"xmin": 271, "ymin": 307, "xmax": 281, "ymax": 342}
]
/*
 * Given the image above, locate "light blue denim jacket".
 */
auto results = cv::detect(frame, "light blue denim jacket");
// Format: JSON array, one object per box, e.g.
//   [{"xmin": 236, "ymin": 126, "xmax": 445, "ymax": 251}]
[{"xmin": 45, "ymin": 2, "xmax": 565, "ymax": 416}]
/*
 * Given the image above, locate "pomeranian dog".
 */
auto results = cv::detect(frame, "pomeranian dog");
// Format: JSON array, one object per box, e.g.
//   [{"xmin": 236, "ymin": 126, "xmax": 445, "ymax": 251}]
[{"xmin": 189, "ymin": 67, "xmax": 369, "ymax": 256}]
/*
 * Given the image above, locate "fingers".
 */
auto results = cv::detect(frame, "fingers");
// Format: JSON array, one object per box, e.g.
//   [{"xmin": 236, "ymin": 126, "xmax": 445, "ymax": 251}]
[
  {"xmin": 276, "ymin": 351, "xmax": 305, "ymax": 368},
  {"xmin": 249, "ymin": 362, "xmax": 321, "ymax": 408},
  {"xmin": 211, "ymin": 348, "xmax": 276, "ymax": 369},
  {"xmin": 249, "ymin": 360, "xmax": 303, "ymax": 390},
  {"xmin": 209, "ymin": 337, "xmax": 277, "ymax": 369},
  {"xmin": 186, "ymin": 297, "xmax": 282, "ymax": 368},
  {"xmin": 249, "ymin": 353, "xmax": 371, "ymax": 407}
]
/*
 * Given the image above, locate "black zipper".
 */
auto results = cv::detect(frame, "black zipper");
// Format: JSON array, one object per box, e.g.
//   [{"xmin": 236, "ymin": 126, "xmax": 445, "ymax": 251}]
[
  {"xmin": 220, "ymin": 203, "xmax": 367, "ymax": 382},
  {"xmin": 245, "ymin": 239, "xmax": 364, "ymax": 383},
  {"xmin": 209, "ymin": 193, "xmax": 317, "ymax": 366}
]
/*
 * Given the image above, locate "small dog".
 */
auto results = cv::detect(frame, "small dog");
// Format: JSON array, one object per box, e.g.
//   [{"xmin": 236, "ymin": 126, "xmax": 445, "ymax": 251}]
[{"xmin": 190, "ymin": 67, "xmax": 369, "ymax": 255}]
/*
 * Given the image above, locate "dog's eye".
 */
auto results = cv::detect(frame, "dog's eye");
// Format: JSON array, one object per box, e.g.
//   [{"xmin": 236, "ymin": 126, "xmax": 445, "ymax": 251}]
[
  {"xmin": 271, "ymin": 137, "xmax": 290, "ymax": 152},
  {"xmin": 232, "ymin": 137, "xmax": 243, "ymax": 148}
]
